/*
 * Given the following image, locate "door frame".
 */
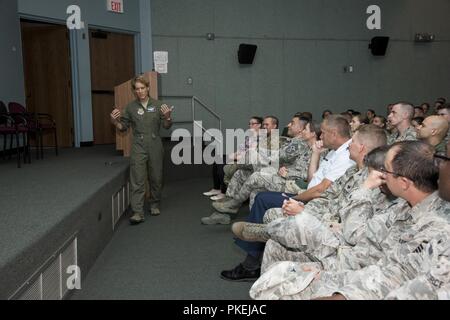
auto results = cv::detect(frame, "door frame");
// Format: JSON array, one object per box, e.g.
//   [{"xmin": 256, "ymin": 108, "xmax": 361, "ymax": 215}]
[
  {"xmin": 18, "ymin": 14, "xmax": 141, "ymax": 148},
  {"xmin": 88, "ymin": 24, "xmax": 141, "ymax": 76},
  {"xmin": 88, "ymin": 25, "xmax": 140, "ymax": 145}
]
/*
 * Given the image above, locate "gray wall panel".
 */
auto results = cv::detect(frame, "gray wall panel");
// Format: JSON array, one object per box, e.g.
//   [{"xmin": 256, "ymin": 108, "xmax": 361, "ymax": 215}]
[
  {"xmin": 151, "ymin": 0, "xmax": 449, "ymax": 129},
  {"xmin": 0, "ymin": 0, "xmax": 26, "ymax": 106},
  {"xmin": 152, "ymin": 0, "xmax": 215, "ymax": 36}
]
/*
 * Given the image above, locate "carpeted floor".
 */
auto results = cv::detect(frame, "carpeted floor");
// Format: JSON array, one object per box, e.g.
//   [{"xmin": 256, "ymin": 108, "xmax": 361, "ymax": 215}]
[
  {"xmin": 1, "ymin": 145, "xmax": 255, "ymax": 300},
  {"xmin": 0, "ymin": 145, "xmax": 129, "ymax": 271},
  {"xmin": 70, "ymin": 178, "xmax": 254, "ymax": 300}
]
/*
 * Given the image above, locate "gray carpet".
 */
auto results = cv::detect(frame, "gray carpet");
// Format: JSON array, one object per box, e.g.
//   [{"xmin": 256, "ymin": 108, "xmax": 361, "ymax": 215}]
[
  {"xmin": 0, "ymin": 146, "xmax": 129, "ymax": 271},
  {"xmin": 1, "ymin": 145, "xmax": 254, "ymax": 300},
  {"xmin": 70, "ymin": 179, "xmax": 254, "ymax": 300}
]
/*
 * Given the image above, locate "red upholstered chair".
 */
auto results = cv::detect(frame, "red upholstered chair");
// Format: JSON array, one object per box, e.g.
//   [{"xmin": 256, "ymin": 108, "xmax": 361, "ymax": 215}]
[
  {"xmin": 8, "ymin": 102, "xmax": 58, "ymax": 159},
  {"xmin": 0, "ymin": 101, "xmax": 24, "ymax": 167}
]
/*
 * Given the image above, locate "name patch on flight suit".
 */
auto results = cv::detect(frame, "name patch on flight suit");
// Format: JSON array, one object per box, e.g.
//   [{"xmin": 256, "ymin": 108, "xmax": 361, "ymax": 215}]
[{"xmin": 146, "ymin": 105, "xmax": 156, "ymax": 113}]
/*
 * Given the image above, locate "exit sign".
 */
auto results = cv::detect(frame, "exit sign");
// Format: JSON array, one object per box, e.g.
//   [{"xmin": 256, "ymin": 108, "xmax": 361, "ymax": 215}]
[{"xmin": 107, "ymin": 0, "xmax": 124, "ymax": 13}]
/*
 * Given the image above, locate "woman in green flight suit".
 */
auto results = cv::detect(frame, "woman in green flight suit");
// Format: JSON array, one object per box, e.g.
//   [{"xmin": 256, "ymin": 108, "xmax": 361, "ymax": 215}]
[{"xmin": 110, "ymin": 75, "xmax": 173, "ymax": 224}]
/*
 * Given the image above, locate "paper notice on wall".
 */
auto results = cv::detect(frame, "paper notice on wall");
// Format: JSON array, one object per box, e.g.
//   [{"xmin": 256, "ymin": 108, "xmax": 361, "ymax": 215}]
[
  {"xmin": 155, "ymin": 63, "xmax": 168, "ymax": 74},
  {"xmin": 153, "ymin": 51, "xmax": 168, "ymax": 74},
  {"xmin": 154, "ymin": 51, "xmax": 168, "ymax": 64}
]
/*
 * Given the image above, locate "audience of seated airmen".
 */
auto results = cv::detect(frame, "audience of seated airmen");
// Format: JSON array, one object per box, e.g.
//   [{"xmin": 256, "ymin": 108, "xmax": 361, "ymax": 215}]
[
  {"xmin": 249, "ymin": 141, "xmax": 450, "ymax": 300},
  {"xmin": 220, "ymin": 115, "xmax": 356, "ymax": 280},
  {"xmin": 203, "ymin": 116, "xmax": 263, "ymax": 201},
  {"xmin": 201, "ymin": 116, "xmax": 279, "ymax": 225},
  {"xmin": 211, "ymin": 115, "xmax": 313, "ymax": 217},
  {"xmin": 222, "ymin": 125, "xmax": 388, "ymax": 281},
  {"xmin": 199, "ymin": 97, "xmax": 449, "ymax": 299}
]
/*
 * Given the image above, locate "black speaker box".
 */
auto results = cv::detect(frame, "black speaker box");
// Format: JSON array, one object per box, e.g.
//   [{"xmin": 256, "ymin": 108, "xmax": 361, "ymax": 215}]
[
  {"xmin": 369, "ymin": 37, "xmax": 390, "ymax": 56},
  {"xmin": 238, "ymin": 44, "xmax": 257, "ymax": 64}
]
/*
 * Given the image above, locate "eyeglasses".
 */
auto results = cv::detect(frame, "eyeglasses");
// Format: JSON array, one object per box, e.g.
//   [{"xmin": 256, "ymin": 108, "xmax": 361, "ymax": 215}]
[
  {"xmin": 249, "ymin": 122, "xmax": 259, "ymax": 126},
  {"xmin": 378, "ymin": 166, "xmax": 413, "ymax": 181},
  {"xmin": 434, "ymin": 153, "xmax": 450, "ymax": 161},
  {"xmin": 434, "ymin": 153, "xmax": 450, "ymax": 167}
]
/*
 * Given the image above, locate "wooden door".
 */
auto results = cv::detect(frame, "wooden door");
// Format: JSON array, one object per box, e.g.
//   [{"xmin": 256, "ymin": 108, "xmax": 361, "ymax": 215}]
[
  {"xmin": 21, "ymin": 20, "xmax": 74, "ymax": 147},
  {"xmin": 89, "ymin": 30, "xmax": 135, "ymax": 145}
]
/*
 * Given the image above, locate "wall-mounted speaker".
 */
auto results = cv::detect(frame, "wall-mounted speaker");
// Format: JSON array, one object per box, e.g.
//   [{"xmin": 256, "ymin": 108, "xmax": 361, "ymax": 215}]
[
  {"xmin": 369, "ymin": 36, "xmax": 389, "ymax": 56},
  {"xmin": 238, "ymin": 44, "xmax": 257, "ymax": 64}
]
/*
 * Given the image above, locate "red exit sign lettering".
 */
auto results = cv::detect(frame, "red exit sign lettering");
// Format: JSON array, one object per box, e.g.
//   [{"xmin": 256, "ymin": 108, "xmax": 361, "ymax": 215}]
[{"xmin": 107, "ymin": 0, "xmax": 124, "ymax": 13}]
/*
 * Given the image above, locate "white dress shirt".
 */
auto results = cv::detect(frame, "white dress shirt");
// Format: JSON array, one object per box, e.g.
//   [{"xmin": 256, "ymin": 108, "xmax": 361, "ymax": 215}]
[{"xmin": 308, "ymin": 139, "xmax": 355, "ymax": 189}]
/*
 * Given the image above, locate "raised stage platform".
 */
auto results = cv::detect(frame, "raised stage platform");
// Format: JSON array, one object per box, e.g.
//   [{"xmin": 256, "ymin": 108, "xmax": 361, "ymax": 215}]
[
  {"xmin": 0, "ymin": 142, "xmax": 253, "ymax": 300},
  {"xmin": 0, "ymin": 145, "xmax": 132, "ymax": 299}
]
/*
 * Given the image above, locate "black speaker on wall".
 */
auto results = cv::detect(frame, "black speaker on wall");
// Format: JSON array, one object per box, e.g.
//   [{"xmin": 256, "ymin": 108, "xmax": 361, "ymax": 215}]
[
  {"xmin": 369, "ymin": 36, "xmax": 390, "ymax": 56},
  {"xmin": 238, "ymin": 44, "xmax": 258, "ymax": 64}
]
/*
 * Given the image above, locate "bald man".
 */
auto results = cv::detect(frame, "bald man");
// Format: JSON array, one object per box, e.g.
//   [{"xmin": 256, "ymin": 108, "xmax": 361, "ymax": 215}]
[{"xmin": 416, "ymin": 115, "xmax": 449, "ymax": 155}]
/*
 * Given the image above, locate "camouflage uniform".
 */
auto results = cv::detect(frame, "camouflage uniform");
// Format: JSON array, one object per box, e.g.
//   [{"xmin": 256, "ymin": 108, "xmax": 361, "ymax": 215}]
[
  {"xmin": 385, "ymin": 253, "xmax": 450, "ymax": 300},
  {"xmin": 225, "ymin": 138, "xmax": 310, "ymax": 205},
  {"xmin": 242, "ymin": 166, "xmax": 374, "ymax": 273},
  {"xmin": 250, "ymin": 192, "xmax": 450, "ymax": 300},
  {"xmin": 260, "ymin": 187, "xmax": 404, "ymax": 273},
  {"xmin": 240, "ymin": 166, "xmax": 368, "ymax": 245},
  {"xmin": 444, "ymin": 130, "xmax": 450, "ymax": 146},
  {"xmin": 246, "ymin": 150, "xmax": 329, "ymax": 208},
  {"xmin": 224, "ymin": 169, "xmax": 254, "ymax": 199},
  {"xmin": 262, "ymin": 165, "xmax": 366, "ymax": 224},
  {"xmin": 223, "ymin": 164, "xmax": 240, "ymax": 185},
  {"xmin": 227, "ymin": 140, "xmax": 312, "ymax": 206},
  {"xmin": 435, "ymin": 140, "xmax": 447, "ymax": 155},
  {"xmin": 387, "ymin": 126, "xmax": 417, "ymax": 145}
]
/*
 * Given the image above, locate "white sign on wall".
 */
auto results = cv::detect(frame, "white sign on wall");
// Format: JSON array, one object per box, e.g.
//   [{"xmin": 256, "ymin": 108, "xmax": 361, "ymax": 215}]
[
  {"xmin": 154, "ymin": 51, "xmax": 169, "ymax": 74},
  {"xmin": 107, "ymin": 0, "xmax": 124, "ymax": 14}
]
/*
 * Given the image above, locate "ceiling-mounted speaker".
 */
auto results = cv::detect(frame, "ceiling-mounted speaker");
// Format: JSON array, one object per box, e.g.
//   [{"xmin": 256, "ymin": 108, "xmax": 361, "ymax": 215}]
[
  {"xmin": 238, "ymin": 44, "xmax": 257, "ymax": 64},
  {"xmin": 369, "ymin": 36, "xmax": 389, "ymax": 56}
]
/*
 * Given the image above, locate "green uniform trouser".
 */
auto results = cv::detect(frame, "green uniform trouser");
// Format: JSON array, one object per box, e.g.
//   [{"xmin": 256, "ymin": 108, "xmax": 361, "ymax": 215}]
[{"xmin": 130, "ymin": 134, "xmax": 164, "ymax": 214}]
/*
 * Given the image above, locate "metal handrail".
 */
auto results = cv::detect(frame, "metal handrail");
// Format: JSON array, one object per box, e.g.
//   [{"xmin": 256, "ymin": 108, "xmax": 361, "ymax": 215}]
[
  {"xmin": 160, "ymin": 95, "xmax": 222, "ymax": 133},
  {"xmin": 193, "ymin": 120, "xmax": 223, "ymax": 145},
  {"xmin": 192, "ymin": 96, "xmax": 222, "ymax": 131}
]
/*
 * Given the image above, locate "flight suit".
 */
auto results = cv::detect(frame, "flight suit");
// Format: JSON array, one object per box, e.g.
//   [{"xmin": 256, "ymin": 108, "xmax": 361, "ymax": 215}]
[{"xmin": 118, "ymin": 98, "xmax": 167, "ymax": 215}]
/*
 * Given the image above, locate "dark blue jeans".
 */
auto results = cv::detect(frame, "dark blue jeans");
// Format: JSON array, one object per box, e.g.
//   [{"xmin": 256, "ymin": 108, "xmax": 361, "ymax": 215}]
[{"xmin": 235, "ymin": 191, "xmax": 296, "ymax": 258}]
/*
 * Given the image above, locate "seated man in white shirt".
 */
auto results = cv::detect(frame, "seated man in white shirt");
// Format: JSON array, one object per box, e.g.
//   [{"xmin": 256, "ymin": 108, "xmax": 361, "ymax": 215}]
[{"xmin": 294, "ymin": 114, "xmax": 355, "ymax": 203}]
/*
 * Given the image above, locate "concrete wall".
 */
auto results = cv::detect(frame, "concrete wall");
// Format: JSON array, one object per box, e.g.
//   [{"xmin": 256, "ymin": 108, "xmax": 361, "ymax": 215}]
[{"xmin": 151, "ymin": 0, "xmax": 450, "ymax": 130}]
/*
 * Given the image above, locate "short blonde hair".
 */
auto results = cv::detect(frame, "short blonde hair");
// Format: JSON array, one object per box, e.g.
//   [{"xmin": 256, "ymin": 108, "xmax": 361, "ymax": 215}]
[{"xmin": 131, "ymin": 75, "xmax": 150, "ymax": 90}]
